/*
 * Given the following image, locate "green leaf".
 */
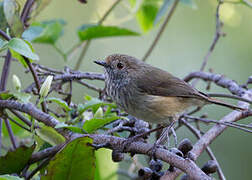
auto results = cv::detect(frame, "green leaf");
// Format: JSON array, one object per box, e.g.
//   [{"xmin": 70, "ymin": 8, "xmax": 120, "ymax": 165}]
[
  {"xmin": 22, "ymin": 20, "xmax": 65, "ymax": 44},
  {"xmin": 47, "ymin": 97, "xmax": 71, "ymax": 112},
  {"xmin": 0, "ymin": 144, "xmax": 35, "ymax": 174},
  {"xmin": 9, "ymin": 49, "xmax": 27, "ymax": 68},
  {"xmin": 55, "ymin": 123, "xmax": 86, "ymax": 134},
  {"xmin": 0, "ymin": 91, "xmax": 31, "ymax": 103},
  {"xmin": 0, "ymin": 175, "xmax": 24, "ymax": 180},
  {"xmin": 83, "ymin": 115, "xmax": 120, "ymax": 133},
  {"xmin": 78, "ymin": 98, "xmax": 115, "ymax": 115},
  {"xmin": 35, "ymin": 124, "xmax": 65, "ymax": 146},
  {"xmin": 13, "ymin": 92, "xmax": 31, "ymax": 103},
  {"xmin": 42, "ymin": 137, "xmax": 95, "ymax": 180},
  {"xmin": 0, "ymin": 91, "xmax": 13, "ymax": 100},
  {"xmin": 135, "ymin": 0, "xmax": 160, "ymax": 32},
  {"xmin": 95, "ymin": 149, "xmax": 118, "ymax": 180},
  {"xmin": 0, "ymin": 39, "xmax": 8, "ymax": 49},
  {"xmin": 3, "ymin": 0, "xmax": 24, "ymax": 36},
  {"xmin": 78, "ymin": 25, "xmax": 139, "ymax": 41},
  {"xmin": 22, "ymin": 26, "xmax": 44, "ymax": 42},
  {"xmin": 8, "ymin": 38, "xmax": 39, "ymax": 60}
]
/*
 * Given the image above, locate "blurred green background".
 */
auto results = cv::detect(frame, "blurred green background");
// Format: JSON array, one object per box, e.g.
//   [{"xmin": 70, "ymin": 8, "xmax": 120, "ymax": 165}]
[{"xmin": 1, "ymin": 0, "xmax": 252, "ymax": 179}]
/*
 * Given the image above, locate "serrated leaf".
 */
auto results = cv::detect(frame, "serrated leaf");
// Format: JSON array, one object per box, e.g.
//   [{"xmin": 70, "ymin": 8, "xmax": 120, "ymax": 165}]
[
  {"xmin": 42, "ymin": 137, "xmax": 95, "ymax": 180},
  {"xmin": 8, "ymin": 38, "xmax": 39, "ymax": 60},
  {"xmin": 78, "ymin": 25, "xmax": 139, "ymax": 41},
  {"xmin": 0, "ymin": 144, "xmax": 35, "ymax": 174},
  {"xmin": 22, "ymin": 20, "xmax": 65, "ymax": 44},
  {"xmin": 83, "ymin": 115, "xmax": 120, "ymax": 133},
  {"xmin": 3, "ymin": 0, "xmax": 24, "ymax": 36},
  {"xmin": 0, "ymin": 175, "xmax": 24, "ymax": 180},
  {"xmin": 35, "ymin": 124, "xmax": 65, "ymax": 146},
  {"xmin": 47, "ymin": 97, "xmax": 71, "ymax": 112}
]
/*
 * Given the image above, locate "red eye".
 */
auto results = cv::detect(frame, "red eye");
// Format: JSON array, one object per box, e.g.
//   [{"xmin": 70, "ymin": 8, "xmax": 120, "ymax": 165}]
[{"xmin": 117, "ymin": 62, "xmax": 124, "ymax": 69}]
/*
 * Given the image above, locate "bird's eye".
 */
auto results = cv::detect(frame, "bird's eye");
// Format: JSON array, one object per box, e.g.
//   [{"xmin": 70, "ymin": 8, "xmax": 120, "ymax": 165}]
[{"xmin": 117, "ymin": 62, "xmax": 124, "ymax": 69}]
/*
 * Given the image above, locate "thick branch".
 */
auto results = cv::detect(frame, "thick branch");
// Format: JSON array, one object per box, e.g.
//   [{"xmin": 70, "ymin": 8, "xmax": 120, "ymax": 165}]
[
  {"xmin": 0, "ymin": 100, "xmax": 59, "ymax": 127},
  {"xmin": 82, "ymin": 134, "xmax": 211, "ymax": 180}
]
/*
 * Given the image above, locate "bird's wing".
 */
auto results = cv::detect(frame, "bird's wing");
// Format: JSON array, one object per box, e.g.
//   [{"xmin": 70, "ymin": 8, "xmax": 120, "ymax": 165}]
[{"xmin": 136, "ymin": 67, "xmax": 207, "ymax": 100}]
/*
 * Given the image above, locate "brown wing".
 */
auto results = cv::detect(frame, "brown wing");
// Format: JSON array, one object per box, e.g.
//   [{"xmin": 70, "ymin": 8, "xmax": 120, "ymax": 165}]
[
  {"xmin": 136, "ymin": 66, "xmax": 207, "ymax": 100},
  {"xmin": 135, "ymin": 66, "xmax": 245, "ymax": 111}
]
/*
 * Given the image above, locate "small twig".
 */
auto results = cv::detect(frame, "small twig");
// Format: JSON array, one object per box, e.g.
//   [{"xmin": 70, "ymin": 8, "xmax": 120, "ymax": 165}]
[
  {"xmin": 9, "ymin": 110, "xmax": 33, "ymax": 127},
  {"xmin": 0, "ymin": 29, "xmax": 10, "ymax": 41},
  {"xmin": 0, "ymin": 51, "xmax": 12, "ymax": 91},
  {"xmin": 26, "ymin": 158, "xmax": 51, "ymax": 180},
  {"xmin": 199, "ymin": 1, "xmax": 223, "ymax": 72},
  {"xmin": 25, "ymin": 60, "xmax": 47, "ymax": 113},
  {"xmin": 0, "ymin": 51, "xmax": 12, "ymax": 153},
  {"xmin": 5, "ymin": 114, "xmax": 31, "ymax": 132},
  {"xmin": 35, "ymin": 64, "xmax": 64, "ymax": 74},
  {"xmin": 184, "ymin": 115, "xmax": 252, "ymax": 133},
  {"xmin": 29, "ymin": 144, "xmax": 64, "ymax": 164},
  {"xmin": 3, "ymin": 118, "xmax": 17, "ymax": 149},
  {"xmin": 76, "ymin": 80, "xmax": 102, "ymax": 92},
  {"xmin": 142, "ymin": 0, "xmax": 179, "ymax": 61},
  {"xmin": 192, "ymin": 0, "xmax": 224, "ymax": 87},
  {"xmin": 21, "ymin": 0, "xmax": 35, "ymax": 25}
]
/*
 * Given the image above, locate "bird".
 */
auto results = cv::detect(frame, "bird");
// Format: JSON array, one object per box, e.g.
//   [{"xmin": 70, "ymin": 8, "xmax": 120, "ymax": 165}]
[{"xmin": 94, "ymin": 54, "xmax": 243, "ymax": 126}]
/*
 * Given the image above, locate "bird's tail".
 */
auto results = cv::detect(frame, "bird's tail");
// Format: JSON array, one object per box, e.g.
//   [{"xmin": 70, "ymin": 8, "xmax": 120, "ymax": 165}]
[{"xmin": 207, "ymin": 97, "xmax": 246, "ymax": 111}]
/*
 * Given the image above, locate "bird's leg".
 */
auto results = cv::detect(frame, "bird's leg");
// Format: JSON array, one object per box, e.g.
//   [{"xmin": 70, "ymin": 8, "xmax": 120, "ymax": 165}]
[
  {"xmin": 148, "ymin": 121, "xmax": 176, "ymax": 160},
  {"xmin": 122, "ymin": 125, "xmax": 166, "ymax": 152}
]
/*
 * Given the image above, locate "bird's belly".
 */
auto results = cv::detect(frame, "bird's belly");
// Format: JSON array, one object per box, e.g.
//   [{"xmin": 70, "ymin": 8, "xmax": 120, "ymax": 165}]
[{"xmin": 125, "ymin": 95, "xmax": 201, "ymax": 124}]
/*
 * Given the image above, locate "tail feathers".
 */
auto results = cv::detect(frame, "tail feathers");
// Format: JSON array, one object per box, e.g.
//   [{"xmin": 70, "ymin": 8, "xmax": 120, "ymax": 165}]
[{"xmin": 207, "ymin": 97, "xmax": 246, "ymax": 111}]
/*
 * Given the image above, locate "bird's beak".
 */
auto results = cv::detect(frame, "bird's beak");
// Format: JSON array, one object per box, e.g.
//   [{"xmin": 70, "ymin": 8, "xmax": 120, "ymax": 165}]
[{"xmin": 94, "ymin": 60, "xmax": 108, "ymax": 67}]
